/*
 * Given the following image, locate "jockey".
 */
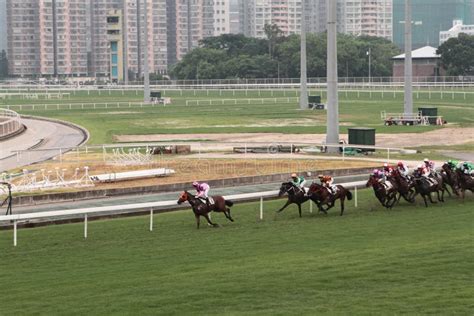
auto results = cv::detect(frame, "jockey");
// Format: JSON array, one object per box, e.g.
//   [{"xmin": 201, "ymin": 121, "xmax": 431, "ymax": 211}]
[
  {"xmin": 383, "ymin": 163, "xmax": 394, "ymax": 177},
  {"xmin": 372, "ymin": 169, "xmax": 383, "ymax": 179},
  {"xmin": 446, "ymin": 159, "xmax": 459, "ymax": 171},
  {"xmin": 396, "ymin": 161, "xmax": 410, "ymax": 177},
  {"xmin": 460, "ymin": 162, "xmax": 474, "ymax": 176},
  {"xmin": 423, "ymin": 158, "xmax": 436, "ymax": 175},
  {"xmin": 291, "ymin": 173, "xmax": 307, "ymax": 194},
  {"xmin": 192, "ymin": 181, "xmax": 210, "ymax": 205},
  {"xmin": 417, "ymin": 164, "xmax": 435, "ymax": 185},
  {"xmin": 318, "ymin": 174, "xmax": 335, "ymax": 195}
]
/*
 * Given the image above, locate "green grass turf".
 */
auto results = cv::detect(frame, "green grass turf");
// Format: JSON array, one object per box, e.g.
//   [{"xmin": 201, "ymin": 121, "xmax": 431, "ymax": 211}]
[
  {"xmin": 8, "ymin": 90, "xmax": 473, "ymax": 144},
  {"xmin": 1, "ymin": 190, "xmax": 473, "ymax": 315}
]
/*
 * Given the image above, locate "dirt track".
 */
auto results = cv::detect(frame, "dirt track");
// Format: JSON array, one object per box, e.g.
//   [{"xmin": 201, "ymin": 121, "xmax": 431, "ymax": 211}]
[{"xmin": 116, "ymin": 127, "xmax": 474, "ymax": 148}]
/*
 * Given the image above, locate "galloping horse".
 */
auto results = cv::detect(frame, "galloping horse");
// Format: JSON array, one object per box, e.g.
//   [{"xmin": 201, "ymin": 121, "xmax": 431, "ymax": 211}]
[
  {"xmin": 456, "ymin": 169, "xmax": 474, "ymax": 199},
  {"xmin": 391, "ymin": 169, "xmax": 416, "ymax": 203},
  {"xmin": 441, "ymin": 163, "xmax": 459, "ymax": 196},
  {"xmin": 276, "ymin": 182, "xmax": 310, "ymax": 217},
  {"xmin": 177, "ymin": 191, "xmax": 234, "ymax": 229},
  {"xmin": 307, "ymin": 182, "xmax": 352, "ymax": 216},
  {"xmin": 412, "ymin": 173, "xmax": 446, "ymax": 207},
  {"xmin": 366, "ymin": 175, "xmax": 398, "ymax": 209}
]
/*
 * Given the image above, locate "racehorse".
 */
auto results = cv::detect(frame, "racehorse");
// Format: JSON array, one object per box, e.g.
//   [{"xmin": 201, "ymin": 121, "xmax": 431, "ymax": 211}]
[
  {"xmin": 412, "ymin": 173, "xmax": 446, "ymax": 207},
  {"xmin": 307, "ymin": 182, "xmax": 352, "ymax": 216},
  {"xmin": 177, "ymin": 191, "xmax": 234, "ymax": 229},
  {"xmin": 441, "ymin": 163, "xmax": 459, "ymax": 196},
  {"xmin": 276, "ymin": 182, "xmax": 311, "ymax": 217},
  {"xmin": 391, "ymin": 169, "xmax": 416, "ymax": 203},
  {"xmin": 456, "ymin": 169, "xmax": 474, "ymax": 199},
  {"xmin": 366, "ymin": 175, "xmax": 398, "ymax": 209}
]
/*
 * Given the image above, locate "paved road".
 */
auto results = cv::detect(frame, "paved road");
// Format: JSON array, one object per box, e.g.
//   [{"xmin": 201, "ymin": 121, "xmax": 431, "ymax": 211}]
[
  {"xmin": 10, "ymin": 174, "xmax": 368, "ymax": 220},
  {"xmin": 0, "ymin": 117, "xmax": 87, "ymax": 172}
]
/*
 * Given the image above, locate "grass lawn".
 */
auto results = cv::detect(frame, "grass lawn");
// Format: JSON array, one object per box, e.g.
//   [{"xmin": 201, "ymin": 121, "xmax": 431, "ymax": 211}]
[
  {"xmin": 1, "ymin": 190, "xmax": 473, "ymax": 315},
  {"xmin": 8, "ymin": 90, "xmax": 473, "ymax": 144}
]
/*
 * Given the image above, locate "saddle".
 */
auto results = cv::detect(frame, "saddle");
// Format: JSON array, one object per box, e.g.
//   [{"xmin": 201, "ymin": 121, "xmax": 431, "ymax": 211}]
[
  {"xmin": 382, "ymin": 180, "xmax": 393, "ymax": 191},
  {"xmin": 198, "ymin": 197, "xmax": 214, "ymax": 205},
  {"xmin": 326, "ymin": 185, "xmax": 338, "ymax": 195}
]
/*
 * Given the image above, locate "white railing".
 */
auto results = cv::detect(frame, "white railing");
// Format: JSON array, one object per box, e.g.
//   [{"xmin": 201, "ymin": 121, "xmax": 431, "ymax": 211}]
[
  {"xmin": 0, "ymin": 180, "xmax": 367, "ymax": 246},
  {"xmin": 0, "ymin": 108, "xmax": 22, "ymax": 138}
]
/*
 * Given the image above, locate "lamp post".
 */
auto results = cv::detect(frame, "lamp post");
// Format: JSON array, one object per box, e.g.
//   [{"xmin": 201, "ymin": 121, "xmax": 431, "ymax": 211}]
[
  {"xmin": 325, "ymin": 0, "xmax": 339, "ymax": 153},
  {"xmin": 299, "ymin": 0, "xmax": 308, "ymax": 110},
  {"xmin": 367, "ymin": 47, "xmax": 371, "ymax": 84},
  {"xmin": 143, "ymin": 0, "xmax": 150, "ymax": 103}
]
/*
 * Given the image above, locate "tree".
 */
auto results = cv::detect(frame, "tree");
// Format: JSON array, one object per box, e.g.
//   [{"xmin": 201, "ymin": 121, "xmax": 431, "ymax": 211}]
[
  {"xmin": 437, "ymin": 33, "xmax": 474, "ymax": 76},
  {"xmin": 0, "ymin": 50, "xmax": 8, "ymax": 78},
  {"xmin": 264, "ymin": 23, "xmax": 283, "ymax": 59}
]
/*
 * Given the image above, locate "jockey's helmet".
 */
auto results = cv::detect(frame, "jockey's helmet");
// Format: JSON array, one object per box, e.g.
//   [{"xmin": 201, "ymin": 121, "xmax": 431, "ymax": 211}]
[
  {"xmin": 383, "ymin": 163, "xmax": 388, "ymax": 167},
  {"xmin": 373, "ymin": 169, "xmax": 378, "ymax": 174},
  {"xmin": 397, "ymin": 161, "xmax": 404, "ymax": 167},
  {"xmin": 423, "ymin": 158, "xmax": 429, "ymax": 163},
  {"xmin": 192, "ymin": 181, "xmax": 199, "ymax": 187},
  {"xmin": 318, "ymin": 174, "xmax": 324, "ymax": 179},
  {"xmin": 291, "ymin": 173, "xmax": 297, "ymax": 178}
]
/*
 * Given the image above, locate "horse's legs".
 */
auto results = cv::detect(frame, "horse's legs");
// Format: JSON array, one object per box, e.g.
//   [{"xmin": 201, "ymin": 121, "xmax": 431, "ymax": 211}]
[
  {"xmin": 195, "ymin": 214, "xmax": 200, "ymax": 229},
  {"xmin": 422, "ymin": 195, "xmax": 428, "ymax": 207},
  {"xmin": 297, "ymin": 203, "xmax": 302, "ymax": 218},
  {"xmin": 339, "ymin": 197, "xmax": 345, "ymax": 216},
  {"xmin": 428, "ymin": 193, "xmax": 437, "ymax": 204},
  {"xmin": 225, "ymin": 208, "xmax": 234, "ymax": 222},
  {"xmin": 203, "ymin": 213, "xmax": 218, "ymax": 227},
  {"xmin": 276, "ymin": 200, "xmax": 292, "ymax": 213}
]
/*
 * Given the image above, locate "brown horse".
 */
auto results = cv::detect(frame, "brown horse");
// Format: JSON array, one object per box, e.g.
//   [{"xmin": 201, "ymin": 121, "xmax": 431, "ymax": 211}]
[
  {"xmin": 441, "ymin": 163, "xmax": 459, "ymax": 196},
  {"xmin": 411, "ymin": 172, "xmax": 446, "ymax": 207},
  {"xmin": 307, "ymin": 182, "xmax": 352, "ymax": 216},
  {"xmin": 391, "ymin": 169, "xmax": 416, "ymax": 203},
  {"xmin": 366, "ymin": 175, "xmax": 398, "ymax": 209},
  {"xmin": 177, "ymin": 191, "xmax": 234, "ymax": 229},
  {"xmin": 276, "ymin": 182, "xmax": 311, "ymax": 217},
  {"xmin": 456, "ymin": 169, "xmax": 474, "ymax": 199}
]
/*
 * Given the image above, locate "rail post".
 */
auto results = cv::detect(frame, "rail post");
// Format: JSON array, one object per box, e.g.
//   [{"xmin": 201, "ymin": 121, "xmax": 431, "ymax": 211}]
[
  {"xmin": 354, "ymin": 186, "xmax": 358, "ymax": 208},
  {"xmin": 309, "ymin": 201, "xmax": 313, "ymax": 213},
  {"xmin": 84, "ymin": 214, "xmax": 88, "ymax": 239},
  {"xmin": 150, "ymin": 209, "xmax": 153, "ymax": 232},
  {"xmin": 13, "ymin": 220, "xmax": 17, "ymax": 246},
  {"xmin": 259, "ymin": 196, "xmax": 263, "ymax": 220}
]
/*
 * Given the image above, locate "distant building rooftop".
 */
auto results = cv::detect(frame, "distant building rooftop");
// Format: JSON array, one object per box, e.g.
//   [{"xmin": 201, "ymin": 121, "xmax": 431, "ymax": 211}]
[{"xmin": 392, "ymin": 46, "xmax": 440, "ymax": 60}]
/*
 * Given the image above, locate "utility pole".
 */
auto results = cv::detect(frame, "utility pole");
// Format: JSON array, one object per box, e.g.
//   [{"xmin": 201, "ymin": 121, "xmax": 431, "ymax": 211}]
[
  {"xmin": 299, "ymin": 0, "xmax": 308, "ymax": 110},
  {"xmin": 143, "ymin": 0, "xmax": 150, "ymax": 103},
  {"xmin": 404, "ymin": 0, "xmax": 413, "ymax": 115},
  {"xmin": 325, "ymin": 0, "xmax": 339, "ymax": 153},
  {"xmin": 367, "ymin": 47, "xmax": 371, "ymax": 84}
]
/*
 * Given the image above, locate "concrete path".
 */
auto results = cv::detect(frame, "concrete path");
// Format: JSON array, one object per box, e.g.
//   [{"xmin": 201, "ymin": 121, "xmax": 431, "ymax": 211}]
[{"xmin": 0, "ymin": 117, "xmax": 87, "ymax": 172}]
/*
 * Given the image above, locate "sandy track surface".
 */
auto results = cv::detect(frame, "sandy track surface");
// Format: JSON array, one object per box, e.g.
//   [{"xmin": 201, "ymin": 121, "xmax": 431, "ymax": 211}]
[{"xmin": 116, "ymin": 127, "xmax": 474, "ymax": 148}]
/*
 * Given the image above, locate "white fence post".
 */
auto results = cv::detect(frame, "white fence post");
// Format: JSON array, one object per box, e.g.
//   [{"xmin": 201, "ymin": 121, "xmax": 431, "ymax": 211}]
[
  {"xmin": 149, "ymin": 209, "xmax": 153, "ymax": 232},
  {"xmin": 84, "ymin": 214, "xmax": 88, "ymax": 239},
  {"xmin": 13, "ymin": 220, "xmax": 17, "ymax": 246},
  {"xmin": 309, "ymin": 201, "xmax": 313, "ymax": 213},
  {"xmin": 259, "ymin": 196, "xmax": 263, "ymax": 220},
  {"xmin": 354, "ymin": 186, "xmax": 358, "ymax": 208}
]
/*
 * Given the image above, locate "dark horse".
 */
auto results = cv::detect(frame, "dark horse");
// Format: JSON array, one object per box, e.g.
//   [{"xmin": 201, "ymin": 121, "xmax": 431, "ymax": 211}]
[
  {"xmin": 456, "ymin": 169, "xmax": 474, "ymax": 199},
  {"xmin": 441, "ymin": 163, "xmax": 459, "ymax": 196},
  {"xmin": 177, "ymin": 191, "xmax": 234, "ymax": 229},
  {"xmin": 391, "ymin": 169, "xmax": 416, "ymax": 203},
  {"xmin": 307, "ymin": 182, "xmax": 352, "ymax": 216},
  {"xmin": 412, "ymin": 173, "xmax": 446, "ymax": 207},
  {"xmin": 366, "ymin": 175, "xmax": 398, "ymax": 209},
  {"xmin": 276, "ymin": 182, "xmax": 310, "ymax": 217}
]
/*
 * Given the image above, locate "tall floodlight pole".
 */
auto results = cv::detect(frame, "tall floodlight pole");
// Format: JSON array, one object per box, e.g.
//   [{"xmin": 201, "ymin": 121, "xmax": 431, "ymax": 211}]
[
  {"xmin": 143, "ymin": 0, "xmax": 150, "ymax": 103},
  {"xmin": 404, "ymin": 0, "xmax": 413, "ymax": 115},
  {"xmin": 326, "ymin": 0, "xmax": 339, "ymax": 152},
  {"xmin": 299, "ymin": 0, "xmax": 308, "ymax": 110}
]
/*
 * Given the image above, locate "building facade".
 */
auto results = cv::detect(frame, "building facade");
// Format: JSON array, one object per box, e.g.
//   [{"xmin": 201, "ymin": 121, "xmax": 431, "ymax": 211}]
[
  {"xmin": 439, "ymin": 19, "xmax": 474, "ymax": 44},
  {"xmin": 392, "ymin": 46, "xmax": 445, "ymax": 78},
  {"xmin": 0, "ymin": 0, "xmax": 7, "ymax": 52},
  {"xmin": 393, "ymin": 0, "xmax": 473, "ymax": 49}
]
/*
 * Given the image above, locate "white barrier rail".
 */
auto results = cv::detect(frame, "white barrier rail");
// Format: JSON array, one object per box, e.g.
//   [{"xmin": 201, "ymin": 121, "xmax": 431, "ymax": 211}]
[
  {"xmin": 0, "ymin": 180, "xmax": 367, "ymax": 246},
  {"xmin": 0, "ymin": 108, "xmax": 22, "ymax": 138}
]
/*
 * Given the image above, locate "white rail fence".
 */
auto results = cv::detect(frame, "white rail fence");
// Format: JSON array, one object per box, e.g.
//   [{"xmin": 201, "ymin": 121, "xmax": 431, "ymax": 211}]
[
  {"xmin": 0, "ymin": 108, "xmax": 22, "ymax": 138},
  {"xmin": 0, "ymin": 180, "xmax": 366, "ymax": 246}
]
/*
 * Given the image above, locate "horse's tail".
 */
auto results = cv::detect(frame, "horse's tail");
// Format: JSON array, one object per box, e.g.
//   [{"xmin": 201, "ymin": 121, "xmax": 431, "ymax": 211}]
[
  {"xmin": 346, "ymin": 190, "xmax": 353, "ymax": 201},
  {"xmin": 225, "ymin": 200, "xmax": 234, "ymax": 207}
]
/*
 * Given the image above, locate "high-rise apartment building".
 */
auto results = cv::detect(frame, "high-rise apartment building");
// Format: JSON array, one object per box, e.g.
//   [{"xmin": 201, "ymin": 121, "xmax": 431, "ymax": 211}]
[
  {"xmin": 0, "ymin": 0, "xmax": 7, "ymax": 52},
  {"xmin": 214, "ymin": 0, "xmax": 230, "ymax": 35},
  {"xmin": 337, "ymin": 0, "xmax": 392, "ymax": 40},
  {"xmin": 7, "ymin": 0, "xmax": 88, "ymax": 77},
  {"xmin": 167, "ymin": 0, "xmax": 215, "ymax": 65},
  {"xmin": 239, "ymin": 0, "xmax": 392, "ymax": 40},
  {"xmin": 393, "ymin": 0, "xmax": 473, "ymax": 49}
]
